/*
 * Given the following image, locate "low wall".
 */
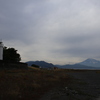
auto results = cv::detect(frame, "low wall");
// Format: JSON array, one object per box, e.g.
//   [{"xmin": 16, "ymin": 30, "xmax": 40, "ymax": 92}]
[{"xmin": 0, "ymin": 60, "xmax": 28, "ymax": 69}]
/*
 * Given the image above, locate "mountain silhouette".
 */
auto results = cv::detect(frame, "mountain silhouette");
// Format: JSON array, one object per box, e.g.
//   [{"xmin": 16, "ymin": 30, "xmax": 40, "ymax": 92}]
[
  {"xmin": 26, "ymin": 58, "xmax": 100, "ymax": 69},
  {"xmin": 57, "ymin": 58, "xmax": 100, "ymax": 69},
  {"xmin": 56, "ymin": 64, "xmax": 96, "ymax": 69},
  {"xmin": 26, "ymin": 61, "xmax": 56, "ymax": 69},
  {"xmin": 79, "ymin": 58, "xmax": 100, "ymax": 67}
]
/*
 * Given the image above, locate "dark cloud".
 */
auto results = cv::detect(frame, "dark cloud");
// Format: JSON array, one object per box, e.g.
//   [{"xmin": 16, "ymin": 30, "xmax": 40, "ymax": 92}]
[{"xmin": 0, "ymin": 0, "xmax": 48, "ymax": 41}]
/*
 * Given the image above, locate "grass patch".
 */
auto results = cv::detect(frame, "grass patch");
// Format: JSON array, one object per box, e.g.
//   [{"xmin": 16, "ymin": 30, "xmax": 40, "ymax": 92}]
[{"xmin": 0, "ymin": 68, "xmax": 71, "ymax": 100}]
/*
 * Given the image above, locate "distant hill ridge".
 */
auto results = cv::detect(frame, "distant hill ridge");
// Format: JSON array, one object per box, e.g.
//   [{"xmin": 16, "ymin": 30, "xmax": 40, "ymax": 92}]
[
  {"xmin": 26, "ymin": 58, "xmax": 100, "ymax": 69},
  {"xmin": 26, "ymin": 61, "xmax": 56, "ymax": 68},
  {"xmin": 56, "ymin": 64, "xmax": 95, "ymax": 69},
  {"xmin": 57, "ymin": 58, "xmax": 100, "ymax": 69}
]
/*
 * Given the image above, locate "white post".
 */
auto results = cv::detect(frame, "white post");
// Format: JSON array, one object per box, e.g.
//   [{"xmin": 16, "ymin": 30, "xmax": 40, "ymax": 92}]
[{"xmin": 0, "ymin": 41, "xmax": 3, "ymax": 60}]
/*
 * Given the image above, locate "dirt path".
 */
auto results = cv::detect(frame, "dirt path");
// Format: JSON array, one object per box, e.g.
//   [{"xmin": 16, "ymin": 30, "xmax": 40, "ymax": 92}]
[
  {"xmin": 68, "ymin": 71, "xmax": 100, "ymax": 99},
  {"xmin": 40, "ymin": 70, "xmax": 100, "ymax": 100}
]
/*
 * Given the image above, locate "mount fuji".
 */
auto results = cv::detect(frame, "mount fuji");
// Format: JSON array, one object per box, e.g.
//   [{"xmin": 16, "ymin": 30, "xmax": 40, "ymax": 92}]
[
  {"xmin": 56, "ymin": 58, "xmax": 100, "ymax": 69},
  {"xmin": 79, "ymin": 58, "xmax": 100, "ymax": 67}
]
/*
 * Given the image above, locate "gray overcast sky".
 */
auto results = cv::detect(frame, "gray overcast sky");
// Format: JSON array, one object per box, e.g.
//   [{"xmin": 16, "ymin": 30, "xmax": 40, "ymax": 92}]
[{"xmin": 0, "ymin": 0, "xmax": 100, "ymax": 64}]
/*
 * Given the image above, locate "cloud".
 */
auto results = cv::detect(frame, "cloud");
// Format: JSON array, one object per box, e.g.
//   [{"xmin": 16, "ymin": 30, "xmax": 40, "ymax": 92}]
[{"xmin": 0, "ymin": 0, "xmax": 100, "ymax": 64}]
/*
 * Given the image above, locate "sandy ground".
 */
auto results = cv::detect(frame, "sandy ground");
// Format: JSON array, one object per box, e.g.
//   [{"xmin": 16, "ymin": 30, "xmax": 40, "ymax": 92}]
[{"xmin": 39, "ymin": 70, "xmax": 100, "ymax": 100}]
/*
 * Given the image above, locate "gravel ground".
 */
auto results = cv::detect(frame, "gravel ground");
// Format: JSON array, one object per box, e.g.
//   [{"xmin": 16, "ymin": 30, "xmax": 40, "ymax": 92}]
[{"xmin": 40, "ymin": 70, "xmax": 100, "ymax": 100}]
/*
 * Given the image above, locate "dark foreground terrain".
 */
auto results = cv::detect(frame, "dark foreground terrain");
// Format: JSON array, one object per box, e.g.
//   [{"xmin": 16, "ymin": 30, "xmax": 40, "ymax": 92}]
[
  {"xmin": 0, "ymin": 68, "xmax": 100, "ymax": 100},
  {"xmin": 0, "ymin": 68, "xmax": 70, "ymax": 100},
  {"xmin": 40, "ymin": 70, "xmax": 100, "ymax": 100}
]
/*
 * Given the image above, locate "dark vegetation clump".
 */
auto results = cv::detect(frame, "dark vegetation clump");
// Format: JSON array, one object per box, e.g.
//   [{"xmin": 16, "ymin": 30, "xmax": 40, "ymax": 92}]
[
  {"xmin": 31, "ymin": 64, "xmax": 40, "ymax": 68},
  {"xmin": 3, "ymin": 47, "xmax": 21, "ymax": 62}
]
